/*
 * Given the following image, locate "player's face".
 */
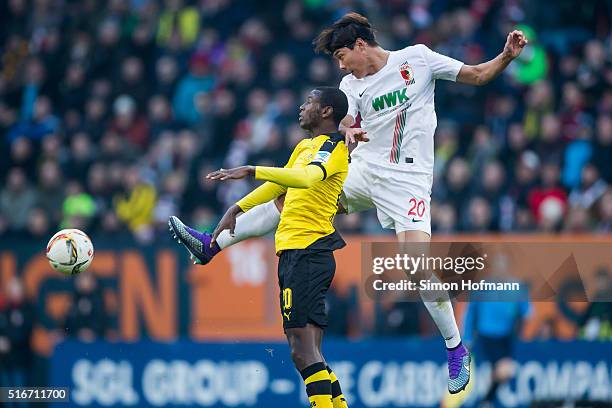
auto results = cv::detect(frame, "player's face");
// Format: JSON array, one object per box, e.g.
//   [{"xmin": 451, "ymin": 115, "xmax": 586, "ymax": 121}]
[
  {"xmin": 333, "ymin": 45, "xmax": 368, "ymax": 78},
  {"xmin": 298, "ymin": 90, "xmax": 322, "ymax": 130}
]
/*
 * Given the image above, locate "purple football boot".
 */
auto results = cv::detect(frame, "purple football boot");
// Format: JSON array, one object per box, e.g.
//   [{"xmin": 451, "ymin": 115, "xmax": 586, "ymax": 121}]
[
  {"xmin": 447, "ymin": 342, "xmax": 471, "ymax": 394},
  {"xmin": 168, "ymin": 216, "xmax": 220, "ymax": 265}
]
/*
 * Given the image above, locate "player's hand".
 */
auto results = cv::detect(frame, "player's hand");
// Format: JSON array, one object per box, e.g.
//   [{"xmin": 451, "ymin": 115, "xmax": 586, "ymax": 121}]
[
  {"xmin": 503, "ymin": 30, "xmax": 528, "ymax": 60},
  {"xmin": 344, "ymin": 127, "xmax": 369, "ymax": 144},
  {"xmin": 206, "ymin": 166, "xmax": 255, "ymax": 181},
  {"xmin": 211, "ymin": 204, "xmax": 242, "ymax": 244}
]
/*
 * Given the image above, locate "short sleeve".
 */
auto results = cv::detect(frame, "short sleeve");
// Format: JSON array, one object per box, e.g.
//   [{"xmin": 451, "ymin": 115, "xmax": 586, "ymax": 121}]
[
  {"xmin": 339, "ymin": 77, "xmax": 359, "ymax": 119},
  {"xmin": 420, "ymin": 44, "xmax": 464, "ymax": 81},
  {"xmin": 310, "ymin": 138, "xmax": 349, "ymax": 179}
]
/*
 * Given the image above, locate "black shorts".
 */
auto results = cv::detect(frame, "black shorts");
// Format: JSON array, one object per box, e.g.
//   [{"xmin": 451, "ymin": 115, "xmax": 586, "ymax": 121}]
[{"xmin": 278, "ymin": 231, "xmax": 345, "ymax": 330}]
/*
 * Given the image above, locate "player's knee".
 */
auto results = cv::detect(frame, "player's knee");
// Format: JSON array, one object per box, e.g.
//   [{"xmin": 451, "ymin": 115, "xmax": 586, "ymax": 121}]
[
  {"xmin": 274, "ymin": 194, "xmax": 285, "ymax": 212},
  {"xmin": 290, "ymin": 347, "xmax": 319, "ymax": 371},
  {"xmin": 290, "ymin": 348, "xmax": 309, "ymax": 370},
  {"xmin": 287, "ymin": 332, "xmax": 317, "ymax": 370}
]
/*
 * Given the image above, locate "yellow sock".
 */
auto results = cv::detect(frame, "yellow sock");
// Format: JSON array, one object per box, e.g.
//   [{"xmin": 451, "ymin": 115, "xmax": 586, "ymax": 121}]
[
  {"xmin": 301, "ymin": 362, "xmax": 333, "ymax": 408},
  {"xmin": 309, "ymin": 394, "xmax": 334, "ymax": 408},
  {"xmin": 327, "ymin": 366, "xmax": 349, "ymax": 408}
]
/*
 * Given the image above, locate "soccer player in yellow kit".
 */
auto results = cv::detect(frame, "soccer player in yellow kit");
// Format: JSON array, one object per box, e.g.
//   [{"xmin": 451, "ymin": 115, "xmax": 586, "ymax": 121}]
[{"xmin": 169, "ymin": 87, "xmax": 350, "ymax": 408}]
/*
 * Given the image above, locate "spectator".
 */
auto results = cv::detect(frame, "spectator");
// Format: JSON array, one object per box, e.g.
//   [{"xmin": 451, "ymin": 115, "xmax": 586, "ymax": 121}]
[
  {"xmin": 508, "ymin": 151, "xmax": 540, "ymax": 214},
  {"xmin": 235, "ymin": 88, "xmax": 276, "ymax": 155},
  {"xmin": 523, "ymin": 80, "xmax": 554, "ymax": 141},
  {"xmin": 115, "ymin": 56, "xmax": 149, "ymax": 106},
  {"xmin": 528, "ymin": 161, "xmax": 568, "ymax": 226},
  {"xmin": 534, "ymin": 114, "xmax": 564, "ymax": 165},
  {"xmin": 507, "ymin": 25, "xmax": 548, "ymax": 85},
  {"xmin": 8, "ymin": 137, "xmax": 36, "ymax": 179},
  {"xmin": 154, "ymin": 170, "xmax": 186, "ymax": 230},
  {"xmin": 307, "ymin": 58, "xmax": 333, "ymax": 86},
  {"xmin": 154, "ymin": 56, "xmax": 180, "ymax": 97},
  {"xmin": 64, "ymin": 273, "xmax": 108, "ymax": 341},
  {"xmin": 82, "ymin": 97, "xmax": 108, "ymax": 140},
  {"xmin": 465, "ymin": 196, "xmax": 494, "ymax": 232},
  {"xmin": 148, "ymin": 95, "xmax": 176, "ymax": 139},
  {"xmin": 591, "ymin": 115, "xmax": 612, "ymax": 183},
  {"xmin": 596, "ymin": 189, "xmax": 612, "ymax": 232},
  {"xmin": 568, "ymin": 163, "xmax": 607, "ymax": 211},
  {"xmin": 474, "ymin": 161, "xmax": 506, "ymax": 229},
  {"xmin": 7, "ymin": 95, "xmax": 59, "ymax": 143},
  {"xmin": 59, "ymin": 63, "xmax": 88, "ymax": 114},
  {"xmin": 64, "ymin": 132, "xmax": 96, "ymax": 185},
  {"xmin": 0, "ymin": 277, "xmax": 34, "ymax": 395},
  {"xmin": 432, "ymin": 202, "xmax": 458, "ymax": 234},
  {"xmin": 0, "ymin": 167, "xmax": 38, "ymax": 232},
  {"xmin": 156, "ymin": 0, "xmax": 200, "ymax": 49},
  {"xmin": 436, "ymin": 157, "xmax": 472, "ymax": 222},
  {"xmin": 268, "ymin": 53, "xmax": 298, "ymax": 92},
  {"xmin": 466, "ymin": 125, "xmax": 498, "ymax": 177},
  {"xmin": 562, "ymin": 124, "xmax": 593, "ymax": 189},
  {"xmin": 37, "ymin": 160, "xmax": 65, "ymax": 226},
  {"xmin": 563, "ymin": 206, "xmax": 591, "ymax": 233},
  {"xmin": 114, "ymin": 166, "xmax": 157, "ymax": 242},
  {"xmin": 61, "ymin": 181, "xmax": 96, "ymax": 231},
  {"xmin": 110, "ymin": 95, "xmax": 150, "ymax": 150},
  {"xmin": 172, "ymin": 53, "xmax": 215, "ymax": 126}
]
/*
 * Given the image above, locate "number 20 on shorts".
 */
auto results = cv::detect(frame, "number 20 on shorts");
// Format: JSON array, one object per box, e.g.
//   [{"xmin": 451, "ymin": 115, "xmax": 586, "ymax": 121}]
[{"xmin": 408, "ymin": 198, "xmax": 426, "ymax": 218}]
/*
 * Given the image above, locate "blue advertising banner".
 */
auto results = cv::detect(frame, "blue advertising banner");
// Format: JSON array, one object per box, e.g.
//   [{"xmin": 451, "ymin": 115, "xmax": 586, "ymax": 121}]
[{"xmin": 50, "ymin": 339, "xmax": 612, "ymax": 407}]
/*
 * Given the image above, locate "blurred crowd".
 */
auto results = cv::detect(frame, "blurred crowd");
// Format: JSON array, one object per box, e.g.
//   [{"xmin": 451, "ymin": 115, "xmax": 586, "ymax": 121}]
[
  {"xmin": 0, "ymin": 272, "xmax": 110, "ymax": 391},
  {"xmin": 1, "ymin": 0, "xmax": 612, "ymax": 243}
]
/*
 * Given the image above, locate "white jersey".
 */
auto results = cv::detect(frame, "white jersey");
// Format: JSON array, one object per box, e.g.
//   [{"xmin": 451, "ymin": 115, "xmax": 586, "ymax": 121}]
[{"xmin": 339, "ymin": 44, "xmax": 463, "ymax": 174}]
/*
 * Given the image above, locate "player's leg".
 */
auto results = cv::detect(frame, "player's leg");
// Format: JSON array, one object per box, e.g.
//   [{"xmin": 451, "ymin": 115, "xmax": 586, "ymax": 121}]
[
  {"xmin": 286, "ymin": 325, "xmax": 333, "ymax": 408},
  {"xmin": 396, "ymin": 230, "xmax": 462, "ymax": 347},
  {"xmin": 372, "ymin": 170, "xmax": 470, "ymax": 393},
  {"xmin": 215, "ymin": 195, "xmax": 285, "ymax": 249},
  {"xmin": 396, "ymin": 229, "xmax": 470, "ymax": 393},
  {"xmin": 315, "ymin": 330, "xmax": 349, "ymax": 408},
  {"xmin": 280, "ymin": 247, "xmax": 338, "ymax": 408},
  {"xmin": 168, "ymin": 196, "xmax": 283, "ymax": 264}
]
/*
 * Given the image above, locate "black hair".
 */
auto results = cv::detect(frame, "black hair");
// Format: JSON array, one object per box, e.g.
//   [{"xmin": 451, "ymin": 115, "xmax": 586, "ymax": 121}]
[
  {"xmin": 314, "ymin": 86, "xmax": 348, "ymax": 125},
  {"xmin": 313, "ymin": 12, "xmax": 378, "ymax": 55}
]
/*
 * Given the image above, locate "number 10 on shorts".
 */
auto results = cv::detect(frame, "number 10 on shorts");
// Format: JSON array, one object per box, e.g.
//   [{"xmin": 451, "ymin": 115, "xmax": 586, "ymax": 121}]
[{"xmin": 283, "ymin": 288, "xmax": 292, "ymax": 310}]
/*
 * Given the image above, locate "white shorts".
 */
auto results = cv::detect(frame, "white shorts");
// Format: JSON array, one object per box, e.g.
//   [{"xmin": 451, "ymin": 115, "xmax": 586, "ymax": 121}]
[{"xmin": 339, "ymin": 159, "xmax": 433, "ymax": 235}]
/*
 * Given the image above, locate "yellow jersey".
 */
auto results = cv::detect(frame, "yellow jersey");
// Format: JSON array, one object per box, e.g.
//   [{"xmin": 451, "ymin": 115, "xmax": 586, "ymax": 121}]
[{"xmin": 274, "ymin": 133, "xmax": 348, "ymax": 252}]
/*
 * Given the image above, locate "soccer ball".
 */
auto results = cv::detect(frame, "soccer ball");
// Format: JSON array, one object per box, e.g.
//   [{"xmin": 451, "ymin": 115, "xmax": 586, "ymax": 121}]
[{"xmin": 46, "ymin": 229, "xmax": 94, "ymax": 275}]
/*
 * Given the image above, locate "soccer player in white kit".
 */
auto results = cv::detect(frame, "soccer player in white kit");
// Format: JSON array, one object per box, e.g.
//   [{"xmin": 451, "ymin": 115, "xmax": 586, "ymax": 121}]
[{"xmin": 169, "ymin": 12, "xmax": 527, "ymax": 395}]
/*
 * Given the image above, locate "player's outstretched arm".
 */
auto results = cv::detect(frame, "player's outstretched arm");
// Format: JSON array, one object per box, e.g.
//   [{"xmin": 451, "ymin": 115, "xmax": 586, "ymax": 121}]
[
  {"xmin": 207, "ymin": 165, "xmax": 324, "ymax": 189},
  {"xmin": 255, "ymin": 165, "xmax": 325, "ymax": 188},
  {"xmin": 456, "ymin": 30, "xmax": 528, "ymax": 86}
]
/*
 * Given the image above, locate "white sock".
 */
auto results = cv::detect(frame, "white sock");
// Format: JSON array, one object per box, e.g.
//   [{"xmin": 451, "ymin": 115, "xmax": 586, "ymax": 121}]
[
  {"xmin": 215, "ymin": 200, "xmax": 280, "ymax": 249},
  {"xmin": 420, "ymin": 273, "xmax": 461, "ymax": 349}
]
